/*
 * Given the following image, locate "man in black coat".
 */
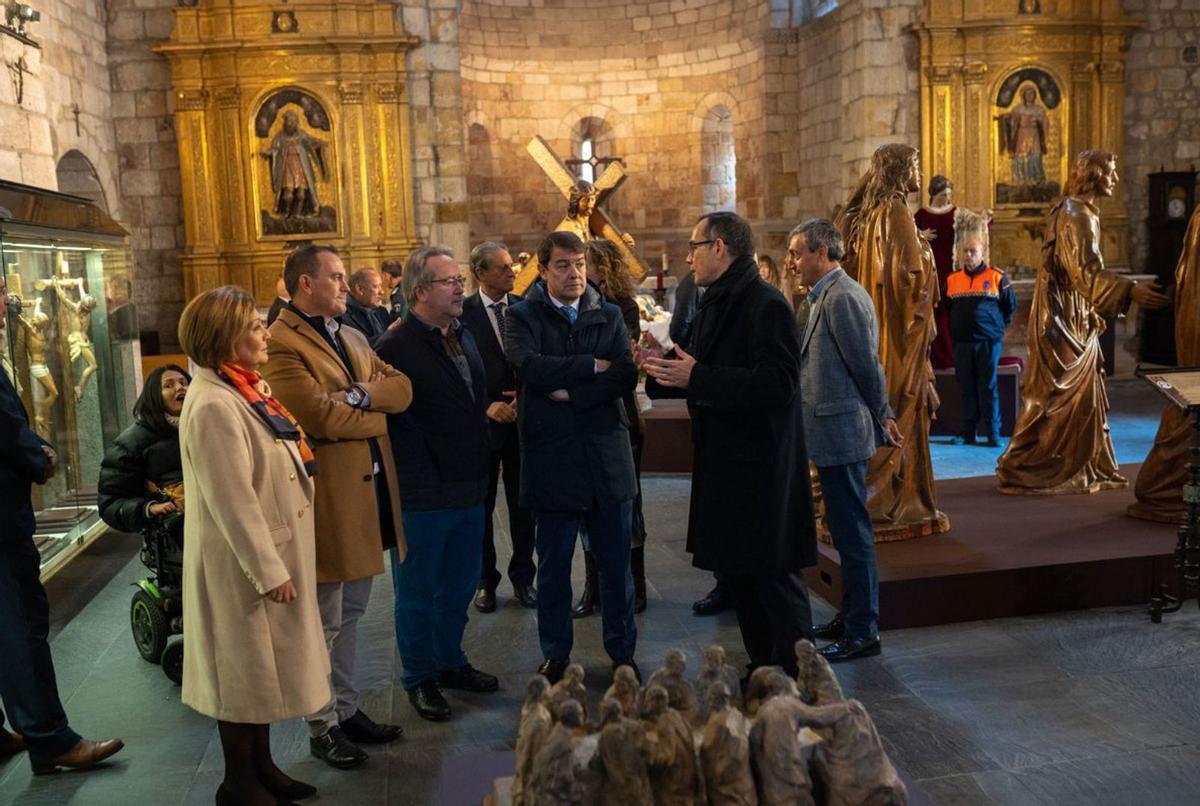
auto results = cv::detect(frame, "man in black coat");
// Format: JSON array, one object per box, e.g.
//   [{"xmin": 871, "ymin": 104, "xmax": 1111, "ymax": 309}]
[
  {"xmin": 645, "ymin": 211, "xmax": 817, "ymax": 677},
  {"xmin": 374, "ymin": 246, "xmax": 499, "ymax": 722},
  {"xmin": 461, "ymin": 241, "xmax": 537, "ymax": 613},
  {"xmin": 505, "ymin": 231, "xmax": 639, "ymax": 683},
  {"xmin": 0, "ymin": 280, "xmax": 124, "ymax": 773},
  {"xmin": 339, "ymin": 268, "xmax": 391, "ymax": 345}
]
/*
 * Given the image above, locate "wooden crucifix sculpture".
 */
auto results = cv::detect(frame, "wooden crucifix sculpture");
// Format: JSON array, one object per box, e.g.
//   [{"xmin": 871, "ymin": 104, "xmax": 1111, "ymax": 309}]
[{"xmin": 513, "ymin": 135, "xmax": 648, "ymax": 294}]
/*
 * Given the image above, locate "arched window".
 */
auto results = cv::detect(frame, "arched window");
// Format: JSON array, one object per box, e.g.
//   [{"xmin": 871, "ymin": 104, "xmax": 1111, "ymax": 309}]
[
  {"xmin": 700, "ymin": 106, "xmax": 736, "ymax": 213},
  {"xmin": 56, "ymin": 150, "xmax": 109, "ymax": 214},
  {"xmin": 569, "ymin": 117, "xmax": 617, "ymax": 184}
]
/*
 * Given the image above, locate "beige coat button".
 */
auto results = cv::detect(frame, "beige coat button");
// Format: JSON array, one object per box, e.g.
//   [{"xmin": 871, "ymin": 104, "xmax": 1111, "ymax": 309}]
[
  {"xmin": 298, "ymin": 509, "xmax": 305, "ymax": 518},
  {"xmin": 290, "ymin": 472, "xmax": 296, "ymax": 480}
]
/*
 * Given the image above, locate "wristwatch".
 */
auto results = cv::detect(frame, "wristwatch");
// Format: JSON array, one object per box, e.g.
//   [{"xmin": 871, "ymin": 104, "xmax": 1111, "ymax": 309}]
[{"xmin": 345, "ymin": 385, "xmax": 365, "ymax": 407}]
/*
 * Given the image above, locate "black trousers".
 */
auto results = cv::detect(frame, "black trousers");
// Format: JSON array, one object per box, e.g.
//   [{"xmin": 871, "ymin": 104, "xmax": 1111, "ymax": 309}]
[
  {"xmin": 0, "ymin": 500, "xmax": 81, "ymax": 762},
  {"xmin": 480, "ymin": 436, "xmax": 536, "ymax": 590},
  {"xmin": 727, "ymin": 569, "xmax": 814, "ymax": 677}
]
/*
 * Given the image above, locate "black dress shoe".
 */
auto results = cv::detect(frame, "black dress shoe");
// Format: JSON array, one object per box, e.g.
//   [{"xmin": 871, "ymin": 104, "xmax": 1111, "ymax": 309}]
[
  {"xmin": 818, "ymin": 635, "xmax": 882, "ymax": 663},
  {"xmin": 537, "ymin": 659, "xmax": 569, "ymax": 685},
  {"xmin": 473, "ymin": 587, "xmax": 496, "ymax": 613},
  {"xmin": 813, "ymin": 613, "xmax": 846, "ymax": 641},
  {"xmin": 611, "ymin": 659, "xmax": 641, "ymax": 684},
  {"xmin": 408, "ymin": 683, "xmax": 452, "ymax": 722},
  {"xmin": 340, "ymin": 709, "xmax": 403, "ymax": 744},
  {"xmin": 309, "ymin": 726, "xmax": 367, "ymax": 769},
  {"xmin": 985, "ymin": 436, "xmax": 1001, "ymax": 447},
  {"xmin": 691, "ymin": 585, "xmax": 731, "ymax": 616},
  {"xmin": 261, "ymin": 774, "xmax": 317, "ymax": 800},
  {"xmin": 513, "ymin": 583, "xmax": 538, "ymax": 609},
  {"xmin": 951, "ymin": 435, "xmax": 976, "ymax": 446},
  {"xmin": 438, "ymin": 664, "xmax": 500, "ymax": 693}
]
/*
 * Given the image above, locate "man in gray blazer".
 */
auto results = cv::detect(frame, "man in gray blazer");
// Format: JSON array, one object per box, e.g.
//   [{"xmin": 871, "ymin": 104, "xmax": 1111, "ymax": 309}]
[{"xmin": 788, "ymin": 218, "xmax": 903, "ymax": 662}]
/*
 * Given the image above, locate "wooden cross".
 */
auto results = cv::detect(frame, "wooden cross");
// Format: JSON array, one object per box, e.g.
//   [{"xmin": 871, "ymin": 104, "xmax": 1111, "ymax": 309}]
[{"xmin": 513, "ymin": 135, "xmax": 647, "ymax": 294}]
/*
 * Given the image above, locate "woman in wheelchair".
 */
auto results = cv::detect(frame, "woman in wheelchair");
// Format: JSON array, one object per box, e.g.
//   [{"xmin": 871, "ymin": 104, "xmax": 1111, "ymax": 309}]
[
  {"xmin": 99, "ymin": 363, "xmax": 189, "ymax": 535},
  {"xmin": 98, "ymin": 364, "xmax": 190, "ymax": 672}
]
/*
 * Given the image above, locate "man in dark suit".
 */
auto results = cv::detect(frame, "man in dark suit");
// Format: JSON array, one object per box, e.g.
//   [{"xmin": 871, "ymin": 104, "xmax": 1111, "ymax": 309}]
[
  {"xmin": 788, "ymin": 219, "xmax": 903, "ymax": 662},
  {"xmin": 375, "ymin": 246, "xmax": 499, "ymax": 721},
  {"xmin": 339, "ymin": 268, "xmax": 391, "ymax": 345},
  {"xmin": 644, "ymin": 211, "xmax": 816, "ymax": 678},
  {"xmin": 461, "ymin": 242, "xmax": 537, "ymax": 613},
  {"xmin": 506, "ymin": 231, "xmax": 639, "ymax": 683},
  {"xmin": 266, "ymin": 276, "xmax": 290, "ymax": 327},
  {"xmin": 0, "ymin": 279, "xmax": 124, "ymax": 774}
]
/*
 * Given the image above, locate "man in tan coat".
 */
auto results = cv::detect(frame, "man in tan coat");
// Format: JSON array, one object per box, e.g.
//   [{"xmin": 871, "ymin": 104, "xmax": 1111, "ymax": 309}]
[{"xmin": 264, "ymin": 245, "xmax": 413, "ymax": 769}]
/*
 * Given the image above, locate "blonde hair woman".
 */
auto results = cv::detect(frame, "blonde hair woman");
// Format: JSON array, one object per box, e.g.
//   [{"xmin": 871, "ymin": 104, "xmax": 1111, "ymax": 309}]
[{"xmin": 177, "ymin": 286, "xmax": 329, "ymax": 806}]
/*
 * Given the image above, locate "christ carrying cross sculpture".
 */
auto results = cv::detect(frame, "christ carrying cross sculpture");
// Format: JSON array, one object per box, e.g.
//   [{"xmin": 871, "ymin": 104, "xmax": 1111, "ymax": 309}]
[{"xmin": 513, "ymin": 136, "xmax": 648, "ymax": 294}]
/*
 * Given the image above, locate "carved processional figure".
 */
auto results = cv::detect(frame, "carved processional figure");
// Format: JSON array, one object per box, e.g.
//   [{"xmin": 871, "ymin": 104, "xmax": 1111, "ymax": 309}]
[
  {"xmin": 1129, "ymin": 203, "xmax": 1200, "ymax": 521},
  {"xmin": 997, "ymin": 150, "xmax": 1171, "ymax": 494},
  {"xmin": 513, "ymin": 136, "xmax": 647, "ymax": 294},
  {"xmin": 839, "ymin": 143, "xmax": 949, "ymax": 539},
  {"xmin": 504, "ymin": 644, "xmax": 908, "ymax": 806}
]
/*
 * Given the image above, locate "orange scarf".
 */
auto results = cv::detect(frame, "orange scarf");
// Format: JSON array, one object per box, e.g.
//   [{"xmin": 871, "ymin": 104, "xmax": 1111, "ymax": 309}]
[{"xmin": 217, "ymin": 363, "xmax": 317, "ymax": 477}]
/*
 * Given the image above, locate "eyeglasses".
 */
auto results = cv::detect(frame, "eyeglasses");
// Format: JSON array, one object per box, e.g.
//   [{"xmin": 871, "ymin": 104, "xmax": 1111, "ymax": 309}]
[
  {"xmin": 426, "ymin": 275, "xmax": 467, "ymax": 288},
  {"xmin": 687, "ymin": 240, "xmax": 716, "ymax": 253}
]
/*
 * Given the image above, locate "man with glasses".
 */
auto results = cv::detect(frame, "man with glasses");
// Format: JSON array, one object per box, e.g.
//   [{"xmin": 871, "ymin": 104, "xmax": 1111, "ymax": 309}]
[
  {"xmin": 644, "ymin": 212, "xmax": 817, "ymax": 678},
  {"xmin": 462, "ymin": 242, "xmax": 537, "ymax": 614},
  {"xmin": 375, "ymin": 247, "xmax": 500, "ymax": 721},
  {"xmin": 505, "ymin": 230, "xmax": 640, "ymax": 684}
]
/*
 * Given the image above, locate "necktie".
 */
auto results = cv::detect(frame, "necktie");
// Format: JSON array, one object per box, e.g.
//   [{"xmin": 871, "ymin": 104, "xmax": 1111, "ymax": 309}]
[
  {"xmin": 562, "ymin": 305, "xmax": 578, "ymax": 325},
  {"xmin": 492, "ymin": 301, "xmax": 507, "ymax": 340}
]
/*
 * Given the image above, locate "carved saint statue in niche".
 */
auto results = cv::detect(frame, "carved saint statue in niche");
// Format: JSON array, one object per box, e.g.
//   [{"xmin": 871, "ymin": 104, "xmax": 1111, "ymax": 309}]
[
  {"xmin": 995, "ymin": 70, "xmax": 1062, "ymax": 206},
  {"xmin": 262, "ymin": 109, "xmax": 327, "ymax": 218},
  {"xmin": 255, "ymin": 89, "xmax": 337, "ymax": 236},
  {"xmin": 1007, "ymin": 86, "xmax": 1049, "ymax": 186}
]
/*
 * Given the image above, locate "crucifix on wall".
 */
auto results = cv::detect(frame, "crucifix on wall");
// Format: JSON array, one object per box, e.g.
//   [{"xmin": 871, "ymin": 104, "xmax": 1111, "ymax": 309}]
[{"xmin": 513, "ymin": 135, "xmax": 648, "ymax": 293}]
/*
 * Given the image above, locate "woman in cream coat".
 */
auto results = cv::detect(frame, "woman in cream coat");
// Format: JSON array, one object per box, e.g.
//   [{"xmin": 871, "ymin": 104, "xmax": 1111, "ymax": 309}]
[{"xmin": 178, "ymin": 285, "xmax": 329, "ymax": 806}]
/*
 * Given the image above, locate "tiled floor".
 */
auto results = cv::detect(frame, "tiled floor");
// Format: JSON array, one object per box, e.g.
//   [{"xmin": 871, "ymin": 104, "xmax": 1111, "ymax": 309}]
[{"xmin": 2, "ymin": 378, "xmax": 1194, "ymax": 805}]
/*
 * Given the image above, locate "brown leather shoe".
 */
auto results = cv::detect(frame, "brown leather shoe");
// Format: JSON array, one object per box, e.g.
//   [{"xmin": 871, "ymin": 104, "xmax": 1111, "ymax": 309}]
[
  {"xmin": 32, "ymin": 738, "xmax": 124, "ymax": 775},
  {"xmin": 0, "ymin": 729, "xmax": 24, "ymax": 759}
]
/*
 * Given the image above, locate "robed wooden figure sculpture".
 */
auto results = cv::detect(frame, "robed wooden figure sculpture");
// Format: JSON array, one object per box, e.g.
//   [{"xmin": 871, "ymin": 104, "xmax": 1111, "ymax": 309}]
[
  {"xmin": 513, "ymin": 676, "xmax": 553, "ymax": 806},
  {"xmin": 590, "ymin": 698, "xmax": 654, "ymax": 806},
  {"xmin": 997, "ymin": 150, "xmax": 1171, "ymax": 494},
  {"xmin": 839, "ymin": 143, "xmax": 949, "ymax": 539},
  {"xmin": 642, "ymin": 685, "xmax": 705, "ymax": 805},
  {"xmin": 700, "ymin": 683, "xmax": 758, "ymax": 806},
  {"xmin": 1129, "ymin": 203, "xmax": 1200, "ymax": 521},
  {"xmin": 529, "ymin": 700, "xmax": 587, "ymax": 806}
]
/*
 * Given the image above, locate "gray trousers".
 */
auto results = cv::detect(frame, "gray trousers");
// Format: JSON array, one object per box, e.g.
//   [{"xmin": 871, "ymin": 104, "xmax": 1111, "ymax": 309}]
[{"xmin": 306, "ymin": 576, "xmax": 374, "ymax": 737}]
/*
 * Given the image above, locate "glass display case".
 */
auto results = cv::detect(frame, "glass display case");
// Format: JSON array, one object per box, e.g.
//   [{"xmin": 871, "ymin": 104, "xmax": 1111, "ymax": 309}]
[{"xmin": 0, "ymin": 180, "xmax": 138, "ymax": 577}]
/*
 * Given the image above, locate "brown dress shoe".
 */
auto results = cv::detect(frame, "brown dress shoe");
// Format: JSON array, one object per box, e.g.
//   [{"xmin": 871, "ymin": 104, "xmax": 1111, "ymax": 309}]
[
  {"xmin": 32, "ymin": 738, "xmax": 125, "ymax": 775},
  {"xmin": 0, "ymin": 729, "xmax": 24, "ymax": 759}
]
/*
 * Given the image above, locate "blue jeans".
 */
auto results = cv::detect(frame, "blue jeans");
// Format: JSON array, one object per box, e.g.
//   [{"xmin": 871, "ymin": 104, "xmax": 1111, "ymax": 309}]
[
  {"xmin": 954, "ymin": 339, "xmax": 1003, "ymax": 440},
  {"xmin": 816, "ymin": 461, "xmax": 879, "ymax": 640},
  {"xmin": 391, "ymin": 505, "xmax": 483, "ymax": 690},
  {"xmin": 0, "ymin": 505, "xmax": 81, "ymax": 762},
  {"xmin": 535, "ymin": 501, "xmax": 636, "ymax": 663}
]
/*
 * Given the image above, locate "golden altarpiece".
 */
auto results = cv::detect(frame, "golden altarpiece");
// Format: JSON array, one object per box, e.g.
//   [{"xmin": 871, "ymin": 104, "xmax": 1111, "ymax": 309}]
[
  {"xmin": 159, "ymin": 1, "xmax": 421, "ymax": 304},
  {"xmin": 914, "ymin": 0, "xmax": 1138, "ymax": 274}
]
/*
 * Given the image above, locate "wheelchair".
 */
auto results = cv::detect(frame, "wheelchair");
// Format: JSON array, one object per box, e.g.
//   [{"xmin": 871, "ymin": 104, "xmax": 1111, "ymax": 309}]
[{"xmin": 130, "ymin": 510, "xmax": 185, "ymax": 684}]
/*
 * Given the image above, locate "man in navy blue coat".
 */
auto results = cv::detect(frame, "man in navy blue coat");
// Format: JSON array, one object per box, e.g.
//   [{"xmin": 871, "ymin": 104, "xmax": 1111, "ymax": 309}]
[
  {"xmin": 0, "ymin": 280, "xmax": 124, "ymax": 773},
  {"xmin": 505, "ymin": 231, "xmax": 639, "ymax": 683}
]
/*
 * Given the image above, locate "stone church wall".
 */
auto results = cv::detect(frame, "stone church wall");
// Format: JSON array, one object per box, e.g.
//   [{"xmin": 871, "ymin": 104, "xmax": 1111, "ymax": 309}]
[
  {"xmin": 460, "ymin": 0, "xmax": 777, "ymax": 274},
  {"xmin": 105, "ymin": 0, "xmax": 183, "ymax": 353},
  {"xmin": 1122, "ymin": 0, "xmax": 1200, "ymax": 273},
  {"xmin": 0, "ymin": 1, "xmax": 121, "ymax": 217}
]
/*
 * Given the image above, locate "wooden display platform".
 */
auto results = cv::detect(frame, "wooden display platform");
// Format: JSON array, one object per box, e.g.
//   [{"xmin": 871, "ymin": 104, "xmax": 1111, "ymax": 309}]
[{"xmin": 805, "ymin": 464, "xmax": 1178, "ymax": 630}]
